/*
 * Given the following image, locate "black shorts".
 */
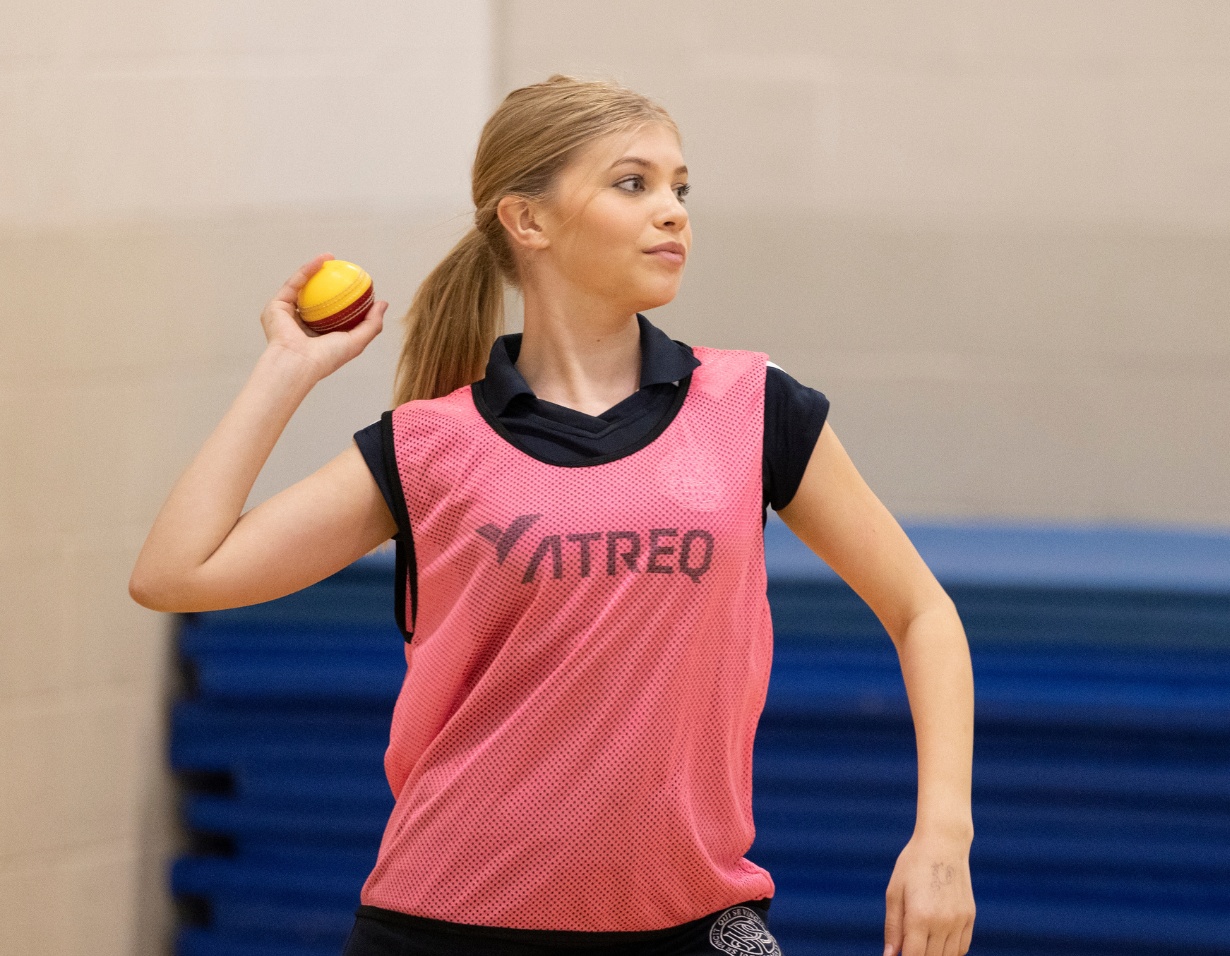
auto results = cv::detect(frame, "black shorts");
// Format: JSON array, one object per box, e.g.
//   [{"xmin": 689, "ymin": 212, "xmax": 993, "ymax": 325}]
[{"xmin": 342, "ymin": 899, "xmax": 782, "ymax": 956}]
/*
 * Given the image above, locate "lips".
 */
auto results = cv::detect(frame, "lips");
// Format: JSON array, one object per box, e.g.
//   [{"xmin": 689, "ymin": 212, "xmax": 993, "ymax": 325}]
[{"xmin": 646, "ymin": 241, "xmax": 686, "ymax": 264}]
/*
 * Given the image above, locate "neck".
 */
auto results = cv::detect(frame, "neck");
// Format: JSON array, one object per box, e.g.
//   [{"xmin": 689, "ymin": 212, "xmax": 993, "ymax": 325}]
[{"xmin": 515, "ymin": 296, "xmax": 641, "ymax": 417}]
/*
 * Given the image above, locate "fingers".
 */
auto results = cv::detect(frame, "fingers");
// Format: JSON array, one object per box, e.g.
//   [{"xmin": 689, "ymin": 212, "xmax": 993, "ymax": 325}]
[
  {"xmin": 901, "ymin": 921, "xmax": 930, "ymax": 956},
  {"xmin": 896, "ymin": 919, "xmax": 970, "ymax": 956},
  {"xmin": 275, "ymin": 252, "xmax": 335, "ymax": 304},
  {"xmin": 344, "ymin": 300, "xmax": 388, "ymax": 349},
  {"xmin": 927, "ymin": 927, "xmax": 955, "ymax": 956},
  {"xmin": 884, "ymin": 883, "xmax": 904, "ymax": 956},
  {"xmin": 889, "ymin": 901, "xmax": 972, "ymax": 956}
]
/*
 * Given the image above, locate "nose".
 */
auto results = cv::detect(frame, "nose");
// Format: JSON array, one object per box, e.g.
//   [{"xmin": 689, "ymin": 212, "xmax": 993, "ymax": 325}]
[{"xmin": 655, "ymin": 188, "xmax": 688, "ymax": 231}]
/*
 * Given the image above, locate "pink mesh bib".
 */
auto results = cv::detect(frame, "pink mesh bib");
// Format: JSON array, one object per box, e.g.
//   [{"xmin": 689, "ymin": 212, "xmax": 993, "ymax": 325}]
[{"xmin": 360, "ymin": 345, "xmax": 776, "ymax": 931}]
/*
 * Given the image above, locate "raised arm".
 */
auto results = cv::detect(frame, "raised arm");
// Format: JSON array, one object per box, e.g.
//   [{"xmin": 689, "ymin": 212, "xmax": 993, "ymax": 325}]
[
  {"xmin": 128, "ymin": 253, "xmax": 396, "ymax": 613},
  {"xmin": 777, "ymin": 421, "xmax": 976, "ymax": 956}
]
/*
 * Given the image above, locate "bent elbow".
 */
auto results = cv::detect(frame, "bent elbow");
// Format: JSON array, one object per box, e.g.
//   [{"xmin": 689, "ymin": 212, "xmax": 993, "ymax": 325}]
[
  {"xmin": 128, "ymin": 566, "xmax": 192, "ymax": 613},
  {"xmin": 128, "ymin": 568, "xmax": 167, "ymax": 611}
]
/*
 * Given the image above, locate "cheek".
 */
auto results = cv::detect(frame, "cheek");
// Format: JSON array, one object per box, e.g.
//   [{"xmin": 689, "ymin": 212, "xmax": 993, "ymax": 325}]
[
  {"xmin": 588, "ymin": 202, "xmax": 641, "ymax": 250},
  {"xmin": 564, "ymin": 206, "xmax": 642, "ymax": 276}
]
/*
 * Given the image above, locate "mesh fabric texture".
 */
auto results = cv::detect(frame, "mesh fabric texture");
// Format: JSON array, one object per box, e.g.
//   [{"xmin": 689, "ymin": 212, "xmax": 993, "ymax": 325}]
[{"xmin": 360, "ymin": 346, "xmax": 776, "ymax": 932}]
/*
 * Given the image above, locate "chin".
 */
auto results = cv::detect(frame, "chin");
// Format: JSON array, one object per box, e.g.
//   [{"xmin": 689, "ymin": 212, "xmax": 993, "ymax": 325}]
[{"xmin": 634, "ymin": 281, "xmax": 683, "ymax": 311}]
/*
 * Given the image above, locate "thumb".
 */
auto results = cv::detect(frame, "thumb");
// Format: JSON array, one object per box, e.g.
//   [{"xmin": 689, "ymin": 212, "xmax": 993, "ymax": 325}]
[{"xmin": 884, "ymin": 882, "xmax": 905, "ymax": 956}]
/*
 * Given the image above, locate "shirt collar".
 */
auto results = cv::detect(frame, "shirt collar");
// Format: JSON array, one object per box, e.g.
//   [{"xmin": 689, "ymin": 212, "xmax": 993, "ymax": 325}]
[{"xmin": 479, "ymin": 312, "xmax": 701, "ymax": 416}]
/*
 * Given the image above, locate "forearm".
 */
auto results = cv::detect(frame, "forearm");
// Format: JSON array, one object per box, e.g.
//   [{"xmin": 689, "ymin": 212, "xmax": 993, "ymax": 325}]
[
  {"xmin": 130, "ymin": 345, "xmax": 319, "ymax": 601},
  {"xmin": 895, "ymin": 599, "xmax": 975, "ymax": 842}
]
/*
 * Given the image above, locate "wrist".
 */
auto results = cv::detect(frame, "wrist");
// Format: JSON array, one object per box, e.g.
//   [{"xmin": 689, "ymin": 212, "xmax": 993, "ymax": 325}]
[
  {"xmin": 258, "ymin": 342, "xmax": 325, "ymax": 391},
  {"xmin": 914, "ymin": 816, "xmax": 974, "ymax": 845}
]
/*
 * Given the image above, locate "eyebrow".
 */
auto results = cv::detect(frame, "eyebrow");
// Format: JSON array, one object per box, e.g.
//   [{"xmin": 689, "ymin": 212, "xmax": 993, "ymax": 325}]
[{"xmin": 609, "ymin": 156, "xmax": 688, "ymax": 176}]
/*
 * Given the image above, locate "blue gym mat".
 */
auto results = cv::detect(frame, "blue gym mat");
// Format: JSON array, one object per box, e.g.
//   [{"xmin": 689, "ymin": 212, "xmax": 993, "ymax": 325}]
[{"xmin": 170, "ymin": 516, "xmax": 1230, "ymax": 956}]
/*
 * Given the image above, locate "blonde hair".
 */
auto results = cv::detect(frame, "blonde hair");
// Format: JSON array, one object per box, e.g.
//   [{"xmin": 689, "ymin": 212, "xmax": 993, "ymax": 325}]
[{"xmin": 392, "ymin": 74, "xmax": 679, "ymax": 406}]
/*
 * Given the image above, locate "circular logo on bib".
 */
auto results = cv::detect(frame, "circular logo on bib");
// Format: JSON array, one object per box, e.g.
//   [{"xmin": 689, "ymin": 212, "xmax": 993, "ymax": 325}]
[
  {"xmin": 657, "ymin": 442, "xmax": 724, "ymax": 511},
  {"xmin": 708, "ymin": 905, "xmax": 781, "ymax": 956}
]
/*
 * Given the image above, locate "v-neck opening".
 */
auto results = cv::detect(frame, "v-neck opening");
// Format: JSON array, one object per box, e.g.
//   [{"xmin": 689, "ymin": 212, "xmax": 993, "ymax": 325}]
[
  {"xmin": 471, "ymin": 372, "xmax": 694, "ymax": 469},
  {"xmin": 531, "ymin": 386, "xmax": 665, "ymax": 433}
]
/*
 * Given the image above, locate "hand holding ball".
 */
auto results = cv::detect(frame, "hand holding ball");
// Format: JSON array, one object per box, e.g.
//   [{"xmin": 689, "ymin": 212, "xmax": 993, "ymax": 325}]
[{"xmin": 295, "ymin": 259, "xmax": 375, "ymax": 333}]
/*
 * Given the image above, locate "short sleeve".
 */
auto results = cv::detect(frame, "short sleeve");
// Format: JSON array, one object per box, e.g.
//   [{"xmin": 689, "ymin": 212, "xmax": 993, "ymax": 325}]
[
  {"xmin": 763, "ymin": 361, "xmax": 830, "ymax": 512},
  {"xmin": 353, "ymin": 419, "xmax": 401, "ymax": 538}
]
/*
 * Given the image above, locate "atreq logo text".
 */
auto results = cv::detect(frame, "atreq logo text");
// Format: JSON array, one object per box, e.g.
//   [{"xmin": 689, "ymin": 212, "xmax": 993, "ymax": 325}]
[{"xmin": 476, "ymin": 514, "xmax": 714, "ymax": 584}]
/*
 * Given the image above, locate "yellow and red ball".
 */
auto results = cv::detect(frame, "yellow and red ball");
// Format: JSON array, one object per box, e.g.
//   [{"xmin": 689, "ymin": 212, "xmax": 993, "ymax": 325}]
[{"xmin": 296, "ymin": 259, "xmax": 375, "ymax": 333}]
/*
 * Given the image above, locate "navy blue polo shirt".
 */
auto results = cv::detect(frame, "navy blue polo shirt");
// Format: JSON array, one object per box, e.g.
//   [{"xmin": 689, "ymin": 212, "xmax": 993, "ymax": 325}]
[{"xmin": 354, "ymin": 313, "xmax": 829, "ymax": 534}]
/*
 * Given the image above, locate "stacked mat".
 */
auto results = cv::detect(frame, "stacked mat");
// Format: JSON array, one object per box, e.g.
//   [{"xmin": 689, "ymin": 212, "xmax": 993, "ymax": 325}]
[{"xmin": 170, "ymin": 517, "xmax": 1230, "ymax": 956}]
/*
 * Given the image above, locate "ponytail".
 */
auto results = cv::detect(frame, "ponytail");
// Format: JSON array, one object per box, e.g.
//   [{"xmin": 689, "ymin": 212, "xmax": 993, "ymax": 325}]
[
  {"xmin": 392, "ymin": 74, "xmax": 677, "ymax": 408},
  {"xmin": 392, "ymin": 226, "xmax": 505, "ymax": 406}
]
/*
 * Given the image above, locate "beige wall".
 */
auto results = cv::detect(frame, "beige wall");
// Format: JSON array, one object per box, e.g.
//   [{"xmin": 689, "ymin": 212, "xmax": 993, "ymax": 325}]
[
  {"xmin": 500, "ymin": 0, "xmax": 1230, "ymax": 525},
  {"xmin": 0, "ymin": 3, "xmax": 493, "ymax": 954}
]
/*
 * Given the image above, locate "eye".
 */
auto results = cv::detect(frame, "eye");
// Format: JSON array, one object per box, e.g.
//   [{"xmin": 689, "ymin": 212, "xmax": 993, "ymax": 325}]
[{"xmin": 615, "ymin": 175, "xmax": 691, "ymax": 203}]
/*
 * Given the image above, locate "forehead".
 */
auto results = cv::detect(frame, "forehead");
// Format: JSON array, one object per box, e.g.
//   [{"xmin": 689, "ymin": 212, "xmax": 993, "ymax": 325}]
[{"xmin": 567, "ymin": 123, "xmax": 686, "ymax": 182}]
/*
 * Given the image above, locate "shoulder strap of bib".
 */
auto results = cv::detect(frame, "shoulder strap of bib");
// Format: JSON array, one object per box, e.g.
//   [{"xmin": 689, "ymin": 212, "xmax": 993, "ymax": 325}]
[{"xmin": 381, "ymin": 409, "xmax": 417, "ymax": 641}]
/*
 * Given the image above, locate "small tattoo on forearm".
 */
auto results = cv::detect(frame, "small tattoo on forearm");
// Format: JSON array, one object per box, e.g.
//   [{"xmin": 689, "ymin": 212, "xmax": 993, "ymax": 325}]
[{"xmin": 931, "ymin": 862, "xmax": 954, "ymax": 890}]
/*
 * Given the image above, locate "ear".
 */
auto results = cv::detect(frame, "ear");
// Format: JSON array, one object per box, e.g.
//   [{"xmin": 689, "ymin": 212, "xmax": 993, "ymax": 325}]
[{"xmin": 496, "ymin": 194, "xmax": 551, "ymax": 252}]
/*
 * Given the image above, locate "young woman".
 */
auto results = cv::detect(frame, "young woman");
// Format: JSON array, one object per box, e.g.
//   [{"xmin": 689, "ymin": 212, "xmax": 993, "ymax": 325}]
[{"xmin": 131, "ymin": 75, "xmax": 975, "ymax": 956}]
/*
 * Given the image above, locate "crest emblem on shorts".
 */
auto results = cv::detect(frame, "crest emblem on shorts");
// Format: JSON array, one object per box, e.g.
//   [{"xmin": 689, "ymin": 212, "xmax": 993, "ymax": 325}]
[{"xmin": 708, "ymin": 905, "xmax": 781, "ymax": 956}]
